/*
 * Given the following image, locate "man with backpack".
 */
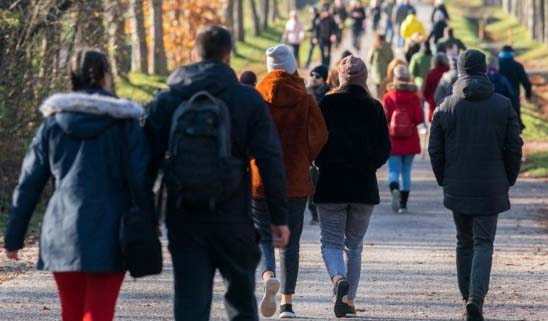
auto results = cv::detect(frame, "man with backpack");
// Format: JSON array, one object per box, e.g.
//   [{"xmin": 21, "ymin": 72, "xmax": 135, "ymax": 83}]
[{"xmin": 144, "ymin": 25, "xmax": 290, "ymax": 321}]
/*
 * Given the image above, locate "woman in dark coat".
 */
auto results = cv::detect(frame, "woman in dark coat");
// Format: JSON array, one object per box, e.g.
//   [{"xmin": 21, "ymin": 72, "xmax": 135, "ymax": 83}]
[
  {"xmin": 315, "ymin": 56, "xmax": 391, "ymax": 318},
  {"xmin": 3, "ymin": 48, "xmax": 155, "ymax": 321}
]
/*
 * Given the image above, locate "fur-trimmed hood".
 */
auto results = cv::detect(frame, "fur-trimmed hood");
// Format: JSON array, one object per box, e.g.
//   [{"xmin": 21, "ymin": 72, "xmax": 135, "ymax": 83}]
[{"xmin": 39, "ymin": 90, "xmax": 144, "ymax": 138}]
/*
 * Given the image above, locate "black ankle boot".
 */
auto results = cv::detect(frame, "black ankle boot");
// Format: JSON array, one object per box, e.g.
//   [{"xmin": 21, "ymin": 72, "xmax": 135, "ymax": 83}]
[
  {"xmin": 466, "ymin": 298, "xmax": 484, "ymax": 321},
  {"xmin": 400, "ymin": 191, "xmax": 410, "ymax": 209}
]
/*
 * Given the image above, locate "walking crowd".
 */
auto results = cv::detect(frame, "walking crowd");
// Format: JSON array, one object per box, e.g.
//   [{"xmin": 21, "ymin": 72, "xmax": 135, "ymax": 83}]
[{"xmin": 2, "ymin": 1, "xmax": 529, "ymax": 321}]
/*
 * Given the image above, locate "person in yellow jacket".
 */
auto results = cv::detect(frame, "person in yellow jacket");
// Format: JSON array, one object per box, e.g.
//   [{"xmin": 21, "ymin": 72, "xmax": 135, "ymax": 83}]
[{"xmin": 400, "ymin": 14, "xmax": 426, "ymax": 43}]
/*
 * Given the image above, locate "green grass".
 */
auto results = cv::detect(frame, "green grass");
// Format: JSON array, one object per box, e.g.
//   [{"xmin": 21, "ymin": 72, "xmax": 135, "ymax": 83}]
[
  {"xmin": 521, "ymin": 150, "xmax": 548, "ymax": 178},
  {"xmin": 522, "ymin": 103, "xmax": 548, "ymax": 140},
  {"xmin": 116, "ymin": 72, "xmax": 167, "ymax": 103},
  {"xmin": 446, "ymin": 0, "xmax": 483, "ymax": 48}
]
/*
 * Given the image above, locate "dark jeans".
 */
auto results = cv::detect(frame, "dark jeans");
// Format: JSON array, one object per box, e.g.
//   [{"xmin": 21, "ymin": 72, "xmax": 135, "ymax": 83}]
[
  {"xmin": 453, "ymin": 213, "xmax": 499, "ymax": 302},
  {"xmin": 169, "ymin": 225, "xmax": 261, "ymax": 321},
  {"xmin": 319, "ymin": 38, "xmax": 332, "ymax": 67},
  {"xmin": 290, "ymin": 43, "xmax": 301, "ymax": 67},
  {"xmin": 305, "ymin": 41, "xmax": 317, "ymax": 68},
  {"xmin": 351, "ymin": 28, "xmax": 363, "ymax": 52},
  {"xmin": 252, "ymin": 198, "xmax": 307, "ymax": 295}
]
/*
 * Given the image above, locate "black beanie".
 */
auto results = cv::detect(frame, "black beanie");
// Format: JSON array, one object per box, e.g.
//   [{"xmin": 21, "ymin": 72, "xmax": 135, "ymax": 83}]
[
  {"xmin": 310, "ymin": 65, "xmax": 329, "ymax": 81},
  {"xmin": 457, "ymin": 49, "xmax": 487, "ymax": 76}
]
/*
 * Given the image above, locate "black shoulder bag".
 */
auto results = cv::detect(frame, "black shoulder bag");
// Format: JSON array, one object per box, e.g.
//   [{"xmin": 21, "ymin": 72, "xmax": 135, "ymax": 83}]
[{"xmin": 118, "ymin": 121, "xmax": 163, "ymax": 278}]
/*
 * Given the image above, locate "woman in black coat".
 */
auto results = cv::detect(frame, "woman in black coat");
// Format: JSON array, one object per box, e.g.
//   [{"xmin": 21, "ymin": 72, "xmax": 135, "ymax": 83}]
[
  {"xmin": 314, "ymin": 56, "xmax": 391, "ymax": 318},
  {"xmin": 3, "ymin": 48, "xmax": 155, "ymax": 321}
]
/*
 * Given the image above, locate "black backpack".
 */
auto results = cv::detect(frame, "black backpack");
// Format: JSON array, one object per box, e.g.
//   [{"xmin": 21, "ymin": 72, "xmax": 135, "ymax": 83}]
[{"xmin": 165, "ymin": 91, "xmax": 243, "ymax": 211}]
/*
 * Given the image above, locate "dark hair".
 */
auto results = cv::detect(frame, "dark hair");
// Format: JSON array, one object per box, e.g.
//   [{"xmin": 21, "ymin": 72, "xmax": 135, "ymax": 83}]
[
  {"xmin": 194, "ymin": 25, "xmax": 233, "ymax": 61},
  {"xmin": 70, "ymin": 48, "xmax": 109, "ymax": 91},
  {"xmin": 341, "ymin": 50, "xmax": 353, "ymax": 60}
]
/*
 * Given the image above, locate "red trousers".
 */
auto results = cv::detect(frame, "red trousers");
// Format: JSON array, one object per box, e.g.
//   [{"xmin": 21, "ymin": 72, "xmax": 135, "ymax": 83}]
[{"xmin": 53, "ymin": 272, "xmax": 125, "ymax": 321}]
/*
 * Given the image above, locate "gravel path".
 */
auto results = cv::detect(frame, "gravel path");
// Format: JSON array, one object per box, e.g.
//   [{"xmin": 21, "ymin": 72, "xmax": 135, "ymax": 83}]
[{"xmin": 1, "ymin": 2, "xmax": 547, "ymax": 320}]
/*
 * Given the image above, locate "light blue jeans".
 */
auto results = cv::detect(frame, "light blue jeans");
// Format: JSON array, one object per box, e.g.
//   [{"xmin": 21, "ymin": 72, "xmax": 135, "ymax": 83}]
[
  {"xmin": 388, "ymin": 155, "xmax": 415, "ymax": 191},
  {"xmin": 317, "ymin": 203, "xmax": 374, "ymax": 300}
]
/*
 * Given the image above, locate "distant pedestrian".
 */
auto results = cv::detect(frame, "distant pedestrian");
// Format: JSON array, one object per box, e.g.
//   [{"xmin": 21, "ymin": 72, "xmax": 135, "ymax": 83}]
[
  {"xmin": 253, "ymin": 44, "xmax": 328, "ymax": 319},
  {"xmin": 240, "ymin": 70, "xmax": 258, "ymax": 87},
  {"xmin": 333, "ymin": 0, "xmax": 348, "ymax": 48},
  {"xmin": 423, "ymin": 52, "xmax": 450, "ymax": 121},
  {"xmin": 427, "ymin": 10, "xmax": 448, "ymax": 46},
  {"xmin": 379, "ymin": 58, "xmax": 408, "ymax": 99},
  {"xmin": 315, "ymin": 55, "xmax": 391, "ymax": 318},
  {"xmin": 434, "ymin": 46, "xmax": 459, "ymax": 107},
  {"xmin": 145, "ymin": 26, "xmax": 290, "ymax": 321},
  {"xmin": 487, "ymin": 55, "xmax": 516, "ymax": 104},
  {"xmin": 4, "ymin": 48, "xmax": 156, "ymax": 321},
  {"xmin": 431, "ymin": 0, "xmax": 450, "ymax": 23},
  {"xmin": 498, "ymin": 45, "xmax": 532, "ymax": 131},
  {"xmin": 308, "ymin": 65, "xmax": 331, "ymax": 103},
  {"xmin": 382, "ymin": 0, "xmax": 396, "ymax": 43},
  {"xmin": 368, "ymin": 33, "xmax": 395, "ymax": 95},
  {"xmin": 436, "ymin": 27, "xmax": 467, "ymax": 54},
  {"xmin": 283, "ymin": 10, "xmax": 305, "ymax": 67},
  {"xmin": 404, "ymin": 32, "xmax": 424, "ymax": 63},
  {"xmin": 393, "ymin": 0, "xmax": 416, "ymax": 47},
  {"xmin": 369, "ymin": 0, "xmax": 382, "ymax": 32},
  {"xmin": 316, "ymin": 9, "xmax": 339, "ymax": 67},
  {"xmin": 400, "ymin": 14, "xmax": 426, "ymax": 45},
  {"xmin": 349, "ymin": 0, "xmax": 367, "ymax": 52},
  {"xmin": 429, "ymin": 49, "xmax": 523, "ymax": 321},
  {"xmin": 409, "ymin": 41, "xmax": 433, "ymax": 90},
  {"xmin": 305, "ymin": 7, "xmax": 321, "ymax": 68},
  {"xmin": 383, "ymin": 64, "xmax": 424, "ymax": 214}
]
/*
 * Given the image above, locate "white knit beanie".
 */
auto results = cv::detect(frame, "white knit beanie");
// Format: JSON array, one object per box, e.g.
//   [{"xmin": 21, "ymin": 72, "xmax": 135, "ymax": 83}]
[{"xmin": 266, "ymin": 44, "xmax": 297, "ymax": 74}]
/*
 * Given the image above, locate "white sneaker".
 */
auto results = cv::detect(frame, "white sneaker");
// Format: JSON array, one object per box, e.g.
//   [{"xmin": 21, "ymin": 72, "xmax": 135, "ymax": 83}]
[
  {"xmin": 260, "ymin": 278, "xmax": 280, "ymax": 317},
  {"xmin": 391, "ymin": 189, "xmax": 401, "ymax": 213}
]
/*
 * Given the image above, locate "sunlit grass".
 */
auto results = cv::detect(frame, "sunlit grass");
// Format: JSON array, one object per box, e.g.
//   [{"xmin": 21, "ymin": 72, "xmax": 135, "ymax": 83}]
[{"xmin": 521, "ymin": 150, "xmax": 548, "ymax": 178}]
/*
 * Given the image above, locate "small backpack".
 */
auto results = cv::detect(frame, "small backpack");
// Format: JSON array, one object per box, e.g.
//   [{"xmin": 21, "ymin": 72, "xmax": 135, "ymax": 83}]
[
  {"xmin": 165, "ymin": 91, "xmax": 243, "ymax": 211},
  {"xmin": 389, "ymin": 107, "xmax": 414, "ymax": 138}
]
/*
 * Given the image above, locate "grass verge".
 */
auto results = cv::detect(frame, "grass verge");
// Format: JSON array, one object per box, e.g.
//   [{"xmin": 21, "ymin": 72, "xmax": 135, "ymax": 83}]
[{"xmin": 521, "ymin": 151, "xmax": 548, "ymax": 178}]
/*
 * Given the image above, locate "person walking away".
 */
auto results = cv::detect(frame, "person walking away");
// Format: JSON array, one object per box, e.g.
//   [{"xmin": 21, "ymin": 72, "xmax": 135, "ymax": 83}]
[
  {"xmin": 404, "ymin": 32, "xmax": 424, "ymax": 63},
  {"xmin": 434, "ymin": 46, "xmax": 459, "ymax": 107},
  {"xmin": 283, "ymin": 10, "xmax": 305, "ymax": 68},
  {"xmin": 382, "ymin": 64, "xmax": 423, "ymax": 214},
  {"xmin": 305, "ymin": 7, "xmax": 321, "ymax": 68},
  {"xmin": 327, "ymin": 50, "xmax": 354, "ymax": 90},
  {"xmin": 487, "ymin": 55, "xmax": 516, "ymax": 104},
  {"xmin": 144, "ymin": 26, "xmax": 290, "ymax": 321},
  {"xmin": 429, "ymin": 49, "xmax": 523, "ymax": 321},
  {"xmin": 4, "ymin": 48, "xmax": 156, "ymax": 321},
  {"xmin": 436, "ymin": 27, "xmax": 467, "ymax": 54},
  {"xmin": 349, "ymin": 0, "xmax": 367, "ymax": 52},
  {"xmin": 382, "ymin": 0, "xmax": 396, "ymax": 44},
  {"xmin": 333, "ymin": 0, "xmax": 348, "ymax": 49},
  {"xmin": 379, "ymin": 58, "xmax": 408, "ymax": 99},
  {"xmin": 370, "ymin": 0, "xmax": 382, "ymax": 32},
  {"xmin": 498, "ymin": 45, "xmax": 532, "ymax": 131},
  {"xmin": 427, "ymin": 10, "xmax": 448, "ymax": 47},
  {"xmin": 431, "ymin": 0, "xmax": 450, "ymax": 23},
  {"xmin": 368, "ymin": 33, "xmax": 395, "ymax": 96},
  {"xmin": 409, "ymin": 41, "xmax": 433, "ymax": 91},
  {"xmin": 422, "ymin": 52, "xmax": 450, "ymax": 121},
  {"xmin": 253, "ymin": 45, "xmax": 328, "ymax": 318},
  {"xmin": 240, "ymin": 70, "xmax": 258, "ymax": 87},
  {"xmin": 400, "ymin": 13, "xmax": 426, "ymax": 47},
  {"xmin": 393, "ymin": 0, "xmax": 416, "ymax": 47},
  {"xmin": 315, "ymin": 55, "xmax": 391, "ymax": 318},
  {"xmin": 308, "ymin": 65, "xmax": 331, "ymax": 103},
  {"xmin": 317, "ymin": 9, "xmax": 339, "ymax": 67}
]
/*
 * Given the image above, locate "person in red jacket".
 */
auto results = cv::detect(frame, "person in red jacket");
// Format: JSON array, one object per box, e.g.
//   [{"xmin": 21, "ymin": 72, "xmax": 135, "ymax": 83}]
[
  {"xmin": 383, "ymin": 64, "xmax": 424, "ymax": 213},
  {"xmin": 422, "ymin": 53, "xmax": 450, "ymax": 122}
]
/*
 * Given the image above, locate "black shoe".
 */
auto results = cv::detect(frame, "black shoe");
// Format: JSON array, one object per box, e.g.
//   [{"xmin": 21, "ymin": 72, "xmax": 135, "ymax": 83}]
[
  {"xmin": 333, "ymin": 278, "xmax": 350, "ymax": 318},
  {"xmin": 462, "ymin": 299, "xmax": 468, "ymax": 320},
  {"xmin": 466, "ymin": 299, "xmax": 484, "ymax": 321},
  {"xmin": 346, "ymin": 304, "xmax": 357, "ymax": 317},
  {"xmin": 279, "ymin": 304, "xmax": 296, "ymax": 318}
]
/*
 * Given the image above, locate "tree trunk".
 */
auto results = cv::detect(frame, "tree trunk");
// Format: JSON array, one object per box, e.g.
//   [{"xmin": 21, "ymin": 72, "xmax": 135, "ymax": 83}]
[
  {"xmin": 272, "ymin": 0, "xmax": 280, "ymax": 22},
  {"xmin": 149, "ymin": 0, "xmax": 168, "ymax": 75},
  {"xmin": 249, "ymin": 0, "xmax": 262, "ymax": 35},
  {"xmin": 74, "ymin": 0, "xmax": 106, "ymax": 49},
  {"xmin": 129, "ymin": 0, "xmax": 148, "ymax": 73},
  {"xmin": 104, "ymin": 0, "xmax": 128, "ymax": 79},
  {"xmin": 261, "ymin": 0, "xmax": 270, "ymax": 30},
  {"xmin": 236, "ymin": 0, "xmax": 245, "ymax": 42},
  {"xmin": 225, "ymin": 0, "xmax": 235, "ymax": 31}
]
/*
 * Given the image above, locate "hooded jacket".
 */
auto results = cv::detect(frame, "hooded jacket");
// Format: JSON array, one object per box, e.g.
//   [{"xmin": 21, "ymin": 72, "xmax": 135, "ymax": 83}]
[
  {"xmin": 253, "ymin": 70, "xmax": 328, "ymax": 198},
  {"xmin": 434, "ymin": 58, "xmax": 459, "ymax": 107},
  {"xmin": 314, "ymin": 86, "xmax": 391, "ymax": 204},
  {"xmin": 498, "ymin": 52, "xmax": 532, "ymax": 129},
  {"xmin": 429, "ymin": 74, "xmax": 523, "ymax": 215},
  {"xmin": 409, "ymin": 50, "xmax": 432, "ymax": 89},
  {"xmin": 383, "ymin": 84, "xmax": 424, "ymax": 155},
  {"xmin": 4, "ymin": 89, "xmax": 153, "ymax": 272},
  {"xmin": 423, "ymin": 64, "xmax": 450, "ymax": 121},
  {"xmin": 144, "ymin": 62, "xmax": 289, "ymax": 231},
  {"xmin": 368, "ymin": 41, "xmax": 395, "ymax": 85},
  {"xmin": 400, "ymin": 14, "xmax": 426, "ymax": 41}
]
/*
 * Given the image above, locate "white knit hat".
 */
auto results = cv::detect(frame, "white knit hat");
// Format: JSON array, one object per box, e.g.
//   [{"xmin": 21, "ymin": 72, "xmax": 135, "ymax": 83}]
[{"xmin": 266, "ymin": 44, "xmax": 297, "ymax": 74}]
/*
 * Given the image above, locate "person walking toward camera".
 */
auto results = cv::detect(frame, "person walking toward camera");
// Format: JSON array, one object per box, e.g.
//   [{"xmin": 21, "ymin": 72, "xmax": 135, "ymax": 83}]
[
  {"xmin": 429, "ymin": 49, "xmax": 523, "ymax": 321},
  {"xmin": 383, "ymin": 64, "xmax": 423, "ymax": 214},
  {"xmin": 145, "ymin": 26, "xmax": 290, "ymax": 321},
  {"xmin": 3, "ymin": 48, "xmax": 156, "ymax": 321},
  {"xmin": 253, "ymin": 45, "xmax": 327, "ymax": 319},
  {"xmin": 282, "ymin": 10, "xmax": 305, "ymax": 67},
  {"xmin": 315, "ymin": 56, "xmax": 391, "ymax": 318}
]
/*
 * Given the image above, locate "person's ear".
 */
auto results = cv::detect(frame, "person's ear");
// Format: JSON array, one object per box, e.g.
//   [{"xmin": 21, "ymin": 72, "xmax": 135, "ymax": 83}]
[
  {"xmin": 223, "ymin": 52, "xmax": 231, "ymax": 65},
  {"xmin": 101, "ymin": 72, "xmax": 114, "ymax": 93}
]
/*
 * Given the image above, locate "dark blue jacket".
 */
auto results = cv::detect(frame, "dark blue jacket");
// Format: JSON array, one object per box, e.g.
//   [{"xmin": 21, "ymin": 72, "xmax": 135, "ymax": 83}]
[
  {"xmin": 4, "ymin": 89, "xmax": 153, "ymax": 272},
  {"xmin": 488, "ymin": 71, "xmax": 516, "ymax": 105},
  {"xmin": 499, "ymin": 53, "xmax": 532, "ymax": 128},
  {"xmin": 144, "ymin": 62, "xmax": 288, "ymax": 236}
]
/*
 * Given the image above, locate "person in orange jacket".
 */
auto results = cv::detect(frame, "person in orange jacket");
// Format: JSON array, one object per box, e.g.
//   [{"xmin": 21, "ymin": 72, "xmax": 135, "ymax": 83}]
[{"xmin": 252, "ymin": 44, "xmax": 328, "ymax": 319}]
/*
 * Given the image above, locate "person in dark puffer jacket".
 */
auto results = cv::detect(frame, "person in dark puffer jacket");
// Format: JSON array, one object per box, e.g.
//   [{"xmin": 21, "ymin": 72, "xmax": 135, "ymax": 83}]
[
  {"xmin": 3, "ymin": 48, "xmax": 155, "ymax": 321},
  {"xmin": 429, "ymin": 49, "xmax": 523, "ymax": 321}
]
